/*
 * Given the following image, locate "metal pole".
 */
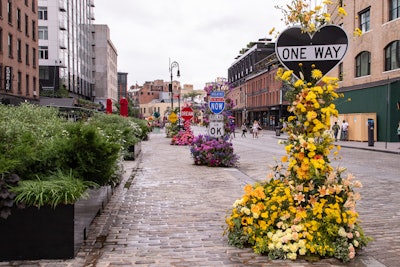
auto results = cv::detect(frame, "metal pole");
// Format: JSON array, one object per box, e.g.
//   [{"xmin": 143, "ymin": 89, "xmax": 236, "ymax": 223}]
[{"xmin": 170, "ymin": 71, "xmax": 173, "ymax": 111}]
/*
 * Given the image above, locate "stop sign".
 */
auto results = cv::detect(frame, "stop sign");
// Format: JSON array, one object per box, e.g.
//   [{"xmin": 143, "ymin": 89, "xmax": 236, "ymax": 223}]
[{"xmin": 181, "ymin": 107, "xmax": 194, "ymax": 121}]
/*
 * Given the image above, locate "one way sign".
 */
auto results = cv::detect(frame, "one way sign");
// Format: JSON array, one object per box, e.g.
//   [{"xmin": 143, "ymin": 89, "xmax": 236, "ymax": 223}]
[{"xmin": 209, "ymin": 121, "xmax": 224, "ymax": 138}]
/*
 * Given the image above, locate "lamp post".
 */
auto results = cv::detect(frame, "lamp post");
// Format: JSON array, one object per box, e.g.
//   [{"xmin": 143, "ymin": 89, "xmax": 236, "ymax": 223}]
[{"xmin": 169, "ymin": 60, "xmax": 180, "ymax": 114}]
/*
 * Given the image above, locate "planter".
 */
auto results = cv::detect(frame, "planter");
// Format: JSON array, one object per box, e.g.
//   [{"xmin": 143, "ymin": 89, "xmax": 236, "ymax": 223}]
[
  {"xmin": 0, "ymin": 186, "xmax": 112, "ymax": 261},
  {"xmin": 124, "ymin": 141, "xmax": 142, "ymax": 160}
]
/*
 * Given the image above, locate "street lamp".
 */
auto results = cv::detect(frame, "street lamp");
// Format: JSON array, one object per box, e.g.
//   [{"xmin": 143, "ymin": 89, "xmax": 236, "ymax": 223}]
[{"xmin": 169, "ymin": 60, "xmax": 180, "ymax": 113}]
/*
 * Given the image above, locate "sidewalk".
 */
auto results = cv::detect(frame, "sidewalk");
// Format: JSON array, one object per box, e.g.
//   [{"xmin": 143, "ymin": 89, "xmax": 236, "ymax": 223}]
[{"xmin": 259, "ymin": 129, "xmax": 400, "ymax": 155}]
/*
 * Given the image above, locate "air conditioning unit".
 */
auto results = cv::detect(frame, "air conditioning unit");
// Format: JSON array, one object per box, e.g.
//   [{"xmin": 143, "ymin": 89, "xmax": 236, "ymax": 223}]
[{"xmin": 33, "ymin": 91, "xmax": 37, "ymax": 96}]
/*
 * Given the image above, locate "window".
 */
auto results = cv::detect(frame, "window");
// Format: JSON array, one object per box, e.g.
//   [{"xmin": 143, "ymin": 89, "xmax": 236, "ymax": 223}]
[
  {"xmin": 0, "ymin": 28, "xmax": 2, "ymax": 52},
  {"xmin": 385, "ymin": 41, "xmax": 400, "ymax": 71},
  {"xmin": 359, "ymin": 8, "xmax": 371, "ymax": 32},
  {"xmin": 355, "ymin": 51, "xmax": 371, "ymax": 77},
  {"xmin": 39, "ymin": 66, "xmax": 49, "ymax": 79},
  {"xmin": 0, "ymin": 1, "xmax": 3, "ymax": 18},
  {"xmin": 33, "ymin": 77, "xmax": 37, "ymax": 93},
  {"xmin": 17, "ymin": 39, "xmax": 21, "ymax": 61},
  {"xmin": 17, "ymin": 71, "xmax": 22, "ymax": 93},
  {"xmin": 32, "ymin": 21, "xmax": 36, "ymax": 40},
  {"xmin": 17, "ymin": 9, "xmax": 21, "ymax": 30},
  {"xmin": 8, "ymin": 33, "xmax": 12, "ymax": 58},
  {"xmin": 25, "ymin": 14, "xmax": 28, "ymax": 36},
  {"xmin": 26, "ymin": 44, "xmax": 29, "ymax": 65},
  {"xmin": 32, "ymin": 0, "xmax": 35, "ymax": 13},
  {"xmin": 39, "ymin": 46, "xmax": 48, "ymax": 59},
  {"xmin": 26, "ymin": 74, "xmax": 29, "ymax": 95},
  {"xmin": 7, "ymin": 0, "xmax": 12, "ymax": 24},
  {"xmin": 32, "ymin": 47, "xmax": 36, "ymax": 67},
  {"xmin": 390, "ymin": 0, "xmax": 400, "ymax": 20},
  {"xmin": 38, "ymin": 6, "xmax": 47, "ymax": 20},
  {"xmin": 338, "ymin": 62, "xmax": 343, "ymax": 81},
  {"xmin": 25, "ymin": 0, "xmax": 28, "ymax": 6},
  {"xmin": 38, "ymin": 26, "xmax": 47, "ymax": 40}
]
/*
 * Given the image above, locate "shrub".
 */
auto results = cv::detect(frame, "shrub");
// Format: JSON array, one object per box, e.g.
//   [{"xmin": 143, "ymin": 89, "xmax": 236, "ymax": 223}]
[{"xmin": 189, "ymin": 135, "xmax": 239, "ymax": 167}]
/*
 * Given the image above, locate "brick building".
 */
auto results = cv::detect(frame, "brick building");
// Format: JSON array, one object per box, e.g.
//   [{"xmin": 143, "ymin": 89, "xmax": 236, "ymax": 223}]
[
  {"xmin": 0, "ymin": 0, "xmax": 39, "ymax": 104},
  {"xmin": 325, "ymin": 0, "xmax": 400, "ymax": 141}
]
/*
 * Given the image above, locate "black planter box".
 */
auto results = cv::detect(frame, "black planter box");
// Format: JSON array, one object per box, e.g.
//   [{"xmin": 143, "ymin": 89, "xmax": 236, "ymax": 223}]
[{"xmin": 0, "ymin": 186, "xmax": 112, "ymax": 261}]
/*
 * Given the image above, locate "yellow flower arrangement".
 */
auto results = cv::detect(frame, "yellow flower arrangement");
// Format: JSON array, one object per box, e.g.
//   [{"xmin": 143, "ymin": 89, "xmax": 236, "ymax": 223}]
[{"xmin": 225, "ymin": 0, "xmax": 370, "ymax": 262}]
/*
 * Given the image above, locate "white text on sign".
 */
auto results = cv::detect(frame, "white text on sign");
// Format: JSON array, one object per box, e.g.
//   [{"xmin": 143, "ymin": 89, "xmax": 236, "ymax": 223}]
[
  {"xmin": 210, "ymin": 103, "xmax": 224, "ymax": 111},
  {"xmin": 277, "ymin": 44, "xmax": 347, "ymax": 61}
]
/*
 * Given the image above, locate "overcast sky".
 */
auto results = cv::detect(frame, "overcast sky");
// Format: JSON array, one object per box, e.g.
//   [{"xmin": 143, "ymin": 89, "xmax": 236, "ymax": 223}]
[{"xmin": 94, "ymin": 0, "xmax": 292, "ymax": 90}]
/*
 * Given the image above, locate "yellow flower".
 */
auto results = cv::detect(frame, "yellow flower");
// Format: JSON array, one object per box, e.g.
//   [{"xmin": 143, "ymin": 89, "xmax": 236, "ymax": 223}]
[
  {"xmin": 338, "ymin": 7, "xmax": 347, "ymax": 16},
  {"xmin": 311, "ymin": 69, "xmax": 323, "ymax": 80},
  {"xmin": 269, "ymin": 27, "xmax": 275, "ymax": 35},
  {"xmin": 354, "ymin": 27, "xmax": 362, "ymax": 37},
  {"xmin": 282, "ymin": 70, "xmax": 294, "ymax": 81},
  {"xmin": 281, "ymin": 155, "xmax": 288, "ymax": 163}
]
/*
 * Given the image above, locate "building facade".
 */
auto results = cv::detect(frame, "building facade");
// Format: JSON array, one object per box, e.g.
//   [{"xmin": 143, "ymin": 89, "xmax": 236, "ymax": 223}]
[
  {"xmin": 38, "ymin": 0, "xmax": 95, "ymax": 100},
  {"xmin": 93, "ymin": 24, "xmax": 118, "ymax": 108},
  {"xmin": 0, "ymin": 0, "xmax": 39, "ymax": 104},
  {"xmin": 328, "ymin": 0, "xmax": 400, "ymax": 141},
  {"xmin": 117, "ymin": 72, "xmax": 128, "ymax": 101},
  {"xmin": 228, "ymin": 41, "xmax": 288, "ymax": 129}
]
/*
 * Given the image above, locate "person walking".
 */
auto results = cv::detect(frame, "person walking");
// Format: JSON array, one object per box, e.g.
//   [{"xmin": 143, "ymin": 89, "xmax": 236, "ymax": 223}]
[
  {"xmin": 241, "ymin": 123, "xmax": 247, "ymax": 137},
  {"xmin": 341, "ymin": 120, "xmax": 349, "ymax": 141},
  {"xmin": 332, "ymin": 121, "xmax": 340, "ymax": 141},
  {"xmin": 397, "ymin": 121, "xmax": 400, "ymax": 142},
  {"xmin": 252, "ymin": 120, "xmax": 260, "ymax": 139}
]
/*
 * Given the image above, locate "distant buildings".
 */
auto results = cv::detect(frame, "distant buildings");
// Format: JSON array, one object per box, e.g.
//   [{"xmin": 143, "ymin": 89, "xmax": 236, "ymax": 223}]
[
  {"xmin": 93, "ymin": 25, "xmax": 118, "ymax": 108},
  {"xmin": 37, "ymin": 0, "xmax": 95, "ymax": 101}
]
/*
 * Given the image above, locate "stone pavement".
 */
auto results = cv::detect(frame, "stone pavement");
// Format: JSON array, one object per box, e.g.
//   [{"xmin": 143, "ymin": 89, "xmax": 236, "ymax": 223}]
[{"xmin": 1, "ymin": 128, "xmax": 399, "ymax": 267}]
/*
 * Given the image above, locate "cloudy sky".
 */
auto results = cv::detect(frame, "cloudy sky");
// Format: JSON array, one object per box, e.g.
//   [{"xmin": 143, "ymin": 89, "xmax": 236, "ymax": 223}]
[{"xmin": 94, "ymin": 0, "xmax": 292, "ymax": 90}]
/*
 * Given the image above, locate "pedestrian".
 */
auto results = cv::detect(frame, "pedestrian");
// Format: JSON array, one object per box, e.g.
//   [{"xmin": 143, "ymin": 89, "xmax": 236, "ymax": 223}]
[
  {"xmin": 332, "ymin": 121, "xmax": 340, "ymax": 141},
  {"xmin": 252, "ymin": 120, "xmax": 260, "ymax": 139},
  {"xmin": 341, "ymin": 120, "xmax": 349, "ymax": 141},
  {"xmin": 241, "ymin": 123, "xmax": 247, "ymax": 137},
  {"xmin": 397, "ymin": 121, "xmax": 400, "ymax": 142},
  {"xmin": 230, "ymin": 119, "xmax": 236, "ymax": 139}
]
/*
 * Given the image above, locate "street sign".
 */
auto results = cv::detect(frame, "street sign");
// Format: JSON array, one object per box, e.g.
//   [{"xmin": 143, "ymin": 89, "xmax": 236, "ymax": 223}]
[
  {"xmin": 181, "ymin": 107, "xmax": 194, "ymax": 121},
  {"xmin": 209, "ymin": 91, "xmax": 225, "ymax": 114},
  {"xmin": 209, "ymin": 121, "xmax": 224, "ymax": 138},
  {"xmin": 275, "ymin": 25, "xmax": 348, "ymax": 81},
  {"xmin": 168, "ymin": 112, "xmax": 178, "ymax": 123},
  {"xmin": 209, "ymin": 114, "xmax": 224, "ymax": 121}
]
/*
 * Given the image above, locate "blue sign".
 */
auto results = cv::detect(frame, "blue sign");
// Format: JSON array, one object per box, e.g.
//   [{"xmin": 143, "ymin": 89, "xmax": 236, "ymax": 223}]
[{"xmin": 209, "ymin": 91, "xmax": 225, "ymax": 114}]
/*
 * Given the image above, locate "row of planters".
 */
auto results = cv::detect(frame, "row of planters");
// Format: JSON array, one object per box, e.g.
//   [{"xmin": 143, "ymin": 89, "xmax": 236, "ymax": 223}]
[{"xmin": 0, "ymin": 103, "xmax": 150, "ymax": 261}]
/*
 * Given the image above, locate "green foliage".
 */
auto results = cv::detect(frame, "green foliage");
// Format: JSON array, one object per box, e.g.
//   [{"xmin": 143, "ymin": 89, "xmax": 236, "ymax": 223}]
[
  {"xmin": 89, "ymin": 113, "xmax": 141, "ymax": 150},
  {"xmin": 10, "ymin": 170, "xmax": 98, "ymax": 208},
  {"xmin": 0, "ymin": 103, "xmax": 146, "ymax": 208},
  {"xmin": 56, "ymin": 122, "xmax": 121, "ymax": 186},
  {"xmin": 0, "ymin": 104, "xmax": 65, "ymax": 175}
]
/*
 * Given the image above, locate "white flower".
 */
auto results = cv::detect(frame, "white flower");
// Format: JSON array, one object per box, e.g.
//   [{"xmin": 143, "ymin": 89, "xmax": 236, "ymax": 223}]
[
  {"xmin": 287, "ymin": 252, "xmax": 297, "ymax": 260},
  {"xmin": 338, "ymin": 227, "xmax": 347, "ymax": 237}
]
